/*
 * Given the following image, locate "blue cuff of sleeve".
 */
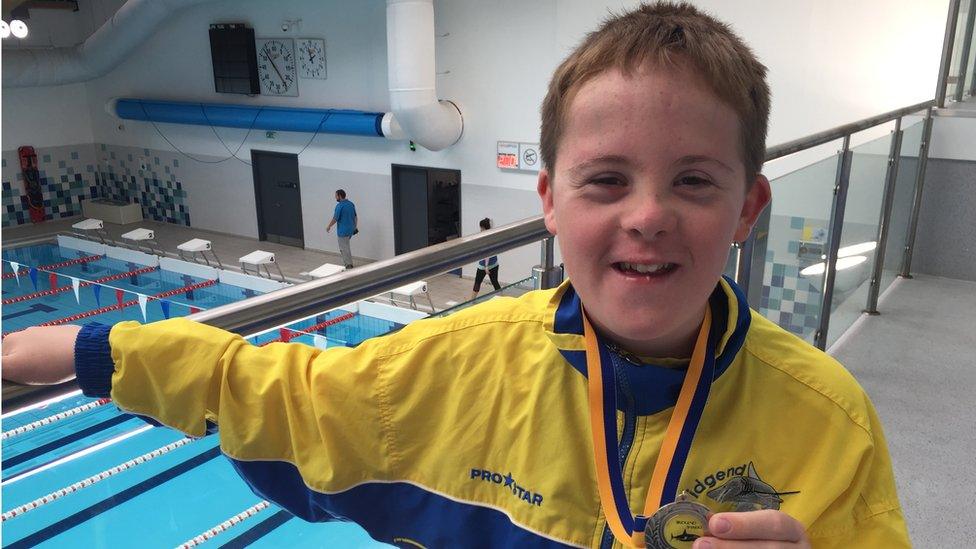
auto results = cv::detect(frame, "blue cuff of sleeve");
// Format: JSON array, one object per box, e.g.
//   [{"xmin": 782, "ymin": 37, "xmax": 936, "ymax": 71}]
[{"xmin": 74, "ymin": 322, "xmax": 115, "ymax": 398}]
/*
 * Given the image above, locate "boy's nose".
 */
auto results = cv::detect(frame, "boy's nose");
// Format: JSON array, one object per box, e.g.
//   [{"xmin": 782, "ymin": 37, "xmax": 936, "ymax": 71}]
[{"xmin": 620, "ymin": 191, "xmax": 678, "ymax": 240}]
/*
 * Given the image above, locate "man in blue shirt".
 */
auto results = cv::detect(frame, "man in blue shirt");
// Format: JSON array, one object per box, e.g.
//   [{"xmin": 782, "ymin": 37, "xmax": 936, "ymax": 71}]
[{"xmin": 326, "ymin": 189, "xmax": 357, "ymax": 269}]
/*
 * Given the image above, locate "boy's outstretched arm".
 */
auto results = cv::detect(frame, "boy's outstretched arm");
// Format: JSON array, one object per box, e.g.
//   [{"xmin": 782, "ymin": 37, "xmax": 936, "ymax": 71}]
[
  {"xmin": 3, "ymin": 325, "xmax": 81, "ymax": 385},
  {"xmin": 2, "ymin": 320, "xmax": 394, "ymax": 521}
]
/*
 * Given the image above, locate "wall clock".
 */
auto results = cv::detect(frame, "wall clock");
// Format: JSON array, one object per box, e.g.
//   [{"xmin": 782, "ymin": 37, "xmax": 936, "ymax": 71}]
[
  {"xmin": 297, "ymin": 38, "xmax": 327, "ymax": 79},
  {"xmin": 256, "ymin": 38, "xmax": 298, "ymax": 96}
]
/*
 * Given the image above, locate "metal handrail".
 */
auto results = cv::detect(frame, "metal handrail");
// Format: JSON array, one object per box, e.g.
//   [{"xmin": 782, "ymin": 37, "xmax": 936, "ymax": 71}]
[
  {"xmin": 188, "ymin": 98, "xmax": 939, "ymax": 337},
  {"xmin": 764, "ymin": 100, "xmax": 934, "ymax": 162},
  {"xmin": 189, "ymin": 218, "xmax": 550, "ymax": 334}
]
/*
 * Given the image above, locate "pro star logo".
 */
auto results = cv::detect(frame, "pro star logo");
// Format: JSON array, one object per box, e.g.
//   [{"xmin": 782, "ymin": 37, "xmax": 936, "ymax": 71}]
[
  {"xmin": 470, "ymin": 468, "xmax": 544, "ymax": 506},
  {"xmin": 685, "ymin": 461, "xmax": 799, "ymax": 511}
]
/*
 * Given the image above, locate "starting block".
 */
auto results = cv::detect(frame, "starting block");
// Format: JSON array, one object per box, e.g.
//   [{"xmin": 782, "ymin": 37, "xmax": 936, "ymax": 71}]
[
  {"xmin": 239, "ymin": 250, "xmax": 285, "ymax": 281},
  {"xmin": 178, "ymin": 238, "xmax": 222, "ymax": 268},
  {"xmin": 302, "ymin": 263, "xmax": 345, "ymax": 279},
  {"xmin": 388, "ymin": 280, "xmax": 435, "ymax": 312},
  {"xmin": 120, "ymin": 227, "xmax": 161, "ymax": 255},
  {"xmin": 72, "ymin": 218, "xmax": 110, "ymax": 245}
]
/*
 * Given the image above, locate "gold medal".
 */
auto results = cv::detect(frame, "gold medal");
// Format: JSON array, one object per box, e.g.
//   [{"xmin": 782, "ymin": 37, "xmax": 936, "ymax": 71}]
[{"xmin": 643, "ymin": 492, "xmax": 710, "ymax": 549}]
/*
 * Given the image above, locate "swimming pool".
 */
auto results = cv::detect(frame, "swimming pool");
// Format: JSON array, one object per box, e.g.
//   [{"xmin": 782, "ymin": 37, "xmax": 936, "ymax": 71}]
[{"xmin": 2, "ymin": 238, "xmax": 426, "ymax": 547}]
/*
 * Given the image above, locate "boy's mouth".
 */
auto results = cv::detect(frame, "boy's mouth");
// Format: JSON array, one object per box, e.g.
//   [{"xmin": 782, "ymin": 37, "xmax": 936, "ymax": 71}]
[{"xmin": 613, "ymin": 262, "xmax": 677, "ymax": 277}]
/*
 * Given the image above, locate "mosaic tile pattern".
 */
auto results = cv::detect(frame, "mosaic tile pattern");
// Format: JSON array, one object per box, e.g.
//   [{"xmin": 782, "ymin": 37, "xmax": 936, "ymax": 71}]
[
  {"xmin": 758, "ymin": 214, "xmax": 827, "ymax": 340},
  {"xmin": 95, "ymin": 144, "xmax": 191, "ymax": 226},
  {"xmin": 1, "ymin": 147, "xmax": 98, "ymax": 227},
  {"xmin": 760, "ymin": 257, "xmax": 822, "ymax": 338}
]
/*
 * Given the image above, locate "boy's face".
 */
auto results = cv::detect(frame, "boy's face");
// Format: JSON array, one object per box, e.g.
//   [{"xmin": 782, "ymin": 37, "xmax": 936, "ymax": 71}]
[{"xmin": 538, "ymin": 63, "xmax": 770, "ymax": 357}]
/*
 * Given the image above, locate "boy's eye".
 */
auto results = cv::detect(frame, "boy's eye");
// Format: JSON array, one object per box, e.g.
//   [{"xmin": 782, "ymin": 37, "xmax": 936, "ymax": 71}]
[
  {"xmin": 589, "ymin": 175, "xmax": 625, "ymax": 186},
  {"xmin": 675, "ymin": 175, "xmax": 713, "ymax": 188}
]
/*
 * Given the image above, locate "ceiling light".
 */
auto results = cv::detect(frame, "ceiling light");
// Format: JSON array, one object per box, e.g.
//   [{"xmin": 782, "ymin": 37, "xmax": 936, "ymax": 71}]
[
  {"xmin": 837, "ymin": 241, "xmax": 877, "ymax": 258},
  {"xmin": 800, "ymin": 255, "xmax": 869, "ymax": 277},
  {"xmin": 0, "ymin": 21, "xmax": 9, "ymax": 39},
  {"xmin": 10, "ymin": 19, "xmax": 28, "ymax": 39}
]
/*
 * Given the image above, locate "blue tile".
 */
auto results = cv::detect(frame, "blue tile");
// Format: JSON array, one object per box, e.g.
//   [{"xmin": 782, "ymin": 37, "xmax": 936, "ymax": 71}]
[{"xmin": 790, "ymin": 216, "xmax": 804, "ymax": 229}]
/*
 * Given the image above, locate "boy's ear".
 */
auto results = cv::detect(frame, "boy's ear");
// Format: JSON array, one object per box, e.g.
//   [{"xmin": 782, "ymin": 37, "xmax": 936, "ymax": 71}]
[
  {"xmin": 537, "ymin": 169, "xmax": 558, "ymax": 236},
  {"xmin": 734, "ymin": 174, "xmax": 771, "ymax": 243}
]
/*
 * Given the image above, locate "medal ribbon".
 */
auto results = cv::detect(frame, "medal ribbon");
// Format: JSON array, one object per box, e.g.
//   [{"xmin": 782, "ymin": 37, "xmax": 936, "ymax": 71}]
[{"xmin": 583, "ymin": 306, "xmax": 715, "ymax": 548}]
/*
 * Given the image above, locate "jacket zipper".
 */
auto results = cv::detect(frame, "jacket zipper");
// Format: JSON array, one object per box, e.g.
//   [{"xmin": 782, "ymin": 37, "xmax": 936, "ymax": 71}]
[{"xmin": 599, "ymin": 354, "xmax": 638, "ymax": 549}]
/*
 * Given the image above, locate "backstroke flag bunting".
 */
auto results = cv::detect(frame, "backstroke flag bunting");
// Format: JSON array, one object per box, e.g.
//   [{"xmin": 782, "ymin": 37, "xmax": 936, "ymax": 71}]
[{"xmin": 71, "ymin": 277, "xmax": 81, "ymax": 304}]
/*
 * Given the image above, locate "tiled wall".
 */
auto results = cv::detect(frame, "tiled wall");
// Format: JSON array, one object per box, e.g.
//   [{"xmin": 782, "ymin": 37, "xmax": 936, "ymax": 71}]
[
  {"xmin": 94, "ymin": 144, "xmax": 190, "ymax": 226},
  {"xmin": 759, "ymin": 215, "xmax": 827, "ymax": 340},
  {"xmin": 1, "ymin": 145, "xmax": 99, "ymax": 228}
]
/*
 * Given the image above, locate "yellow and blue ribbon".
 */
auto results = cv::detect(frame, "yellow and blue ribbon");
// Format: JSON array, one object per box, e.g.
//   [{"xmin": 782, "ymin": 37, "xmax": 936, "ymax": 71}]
[{"xmin": 583, "ymin": 307, "xmax": 715, "ymax": 548}]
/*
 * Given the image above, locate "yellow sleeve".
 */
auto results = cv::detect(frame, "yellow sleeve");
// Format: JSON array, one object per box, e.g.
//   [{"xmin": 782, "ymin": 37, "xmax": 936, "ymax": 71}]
[
  {"xmin": 108, "ymin": 318, "xmax": 396, "ymax": 490},
  {"xmin": 807, "ymin": 395, "xmax": 911, "ymax": 548}
]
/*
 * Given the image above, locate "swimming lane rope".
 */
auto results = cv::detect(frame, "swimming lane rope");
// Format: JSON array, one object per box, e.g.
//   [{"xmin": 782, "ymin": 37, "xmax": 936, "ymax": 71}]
[
  {"xmin": 176, "ymin": 501, "xmax": 272, "ymax": 548},
  {"xmin": 1, "ymin": 398, "xmax": 112, "ymax": 440},
  {"xmin": 1, "ymin": 255, "xmax": 104, "ymax": 280},
  {"xmin": 0, "ymin": 437, "xmax": 196, "ymax": 522},
  {"xmin": 2, "ymin": 265, "xmax": 159, "ymax": 305}
]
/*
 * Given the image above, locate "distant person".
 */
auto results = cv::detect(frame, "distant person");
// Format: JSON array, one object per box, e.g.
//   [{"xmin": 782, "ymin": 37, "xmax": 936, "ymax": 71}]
[
  {"xmin": 326, "ymin": 189, "xmax": 357, "ymax": 269},
  {"xmin": 469, "ymin": 217, "xmax": 502, "ymax": 301}
]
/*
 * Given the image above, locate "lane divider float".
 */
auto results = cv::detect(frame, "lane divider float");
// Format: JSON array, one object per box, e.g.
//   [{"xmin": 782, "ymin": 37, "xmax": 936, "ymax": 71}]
[
  {"xmin": 1, "ymin": 437, "xmax": 195, "ymax": 522},
  {"xmin": 176, "ymin": 500, "xmax": 272, "ymax": 548},
  {"xmin": 2, "ymin": 265, "xmax": 159, "ymax": 305},
  {"xmin": 1, "ymin": 255, "xmax": 104, "ymax": 280},
  {"xmin": 1, "ymin": 398, "xmax": 112, "ymax": 440},
  {"xmin": 258, "ymin": 311, "xmax": 356, "ymax": 346}
]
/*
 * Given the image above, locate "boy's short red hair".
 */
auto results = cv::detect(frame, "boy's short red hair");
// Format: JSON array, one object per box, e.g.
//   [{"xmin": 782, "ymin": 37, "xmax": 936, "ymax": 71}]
[{"xmin": 540, "ymin": 1, "xmax": 771, "ymax": 182}]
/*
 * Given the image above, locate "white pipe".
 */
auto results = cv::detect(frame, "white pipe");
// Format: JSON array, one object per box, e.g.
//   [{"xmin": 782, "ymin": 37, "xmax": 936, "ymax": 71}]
[
  {"xmin": 385, "ymin": 0, "xmax": 463, "ymax": 151},
  {"xmin": 2, "ymin": 0, "xmax": 214, "ymax": 89}
]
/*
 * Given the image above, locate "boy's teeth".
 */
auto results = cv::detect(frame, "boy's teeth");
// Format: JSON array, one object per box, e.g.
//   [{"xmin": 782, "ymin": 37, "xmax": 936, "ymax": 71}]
[{"xmin": 620, "ymin": 262, "xmax": 672, "ymax": 274}]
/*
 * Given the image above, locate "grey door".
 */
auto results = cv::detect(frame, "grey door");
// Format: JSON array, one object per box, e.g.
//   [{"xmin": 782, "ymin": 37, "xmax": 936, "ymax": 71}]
[
  {"xmin": 392, "ymin": 166, "xmax": 430, "ymax": 255},
  {"xmin": 252, "ymin": 150, "xmax": 304, "ymax": 247},
  {"xmin": 392, "ymin": 164, "xmax": 461, "ymax": 275}
]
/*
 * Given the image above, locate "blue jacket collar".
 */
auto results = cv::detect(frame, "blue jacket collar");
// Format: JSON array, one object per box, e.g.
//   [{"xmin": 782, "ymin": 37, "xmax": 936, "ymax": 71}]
[{"xmin": 544, "ymin": 276, "xmax": 751, "ymax": 416}]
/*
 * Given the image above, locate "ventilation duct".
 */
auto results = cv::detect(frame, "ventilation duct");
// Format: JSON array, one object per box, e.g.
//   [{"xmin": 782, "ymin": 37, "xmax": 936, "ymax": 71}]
[
  {"xmin": 385, "ymin": 0, "xmax": 463, "ymax": 150},
  {"xmin": 2, "ymin": 0, "xmax": 215, "ymax": 89},
  {"xmin": 112, "ymin": 98, "xmax": 388, "ymax": 138}
]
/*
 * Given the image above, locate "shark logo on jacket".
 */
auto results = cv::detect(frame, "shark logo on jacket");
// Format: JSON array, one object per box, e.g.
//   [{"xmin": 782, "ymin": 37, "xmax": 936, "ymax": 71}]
[
  {"xmin": 470, "ymin": 468, "xmax": 544, "ymax": 506},
  {"xmin": 686, "ymin": 461, "xmax": 799, "ymax": 511}
]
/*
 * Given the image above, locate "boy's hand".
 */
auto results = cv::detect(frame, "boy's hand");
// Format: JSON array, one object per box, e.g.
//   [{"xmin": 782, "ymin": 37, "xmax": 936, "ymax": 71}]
[
  {"xmin": 693, "ymin": 510, "xmax": 810, "ymax": 548},
  {"xmin": 2, "ymin": 325, "xmax": 82, "ymax": 385}
]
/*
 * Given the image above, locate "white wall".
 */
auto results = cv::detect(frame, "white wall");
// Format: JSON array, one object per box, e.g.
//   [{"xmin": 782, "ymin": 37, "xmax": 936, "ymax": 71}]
[
  {"xmin": 1, "ymin": 0, "xmax": 952, "ymax": 278},
  {"xmin": 1, "ymin": 84, "xmax": 95, "ymax": 148}
]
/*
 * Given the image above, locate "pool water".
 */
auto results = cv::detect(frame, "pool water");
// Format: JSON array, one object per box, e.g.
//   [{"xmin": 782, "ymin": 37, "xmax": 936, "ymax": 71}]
[{"xmin": 2, "ymin": 242, "xmax": 405, "ymax": 547}]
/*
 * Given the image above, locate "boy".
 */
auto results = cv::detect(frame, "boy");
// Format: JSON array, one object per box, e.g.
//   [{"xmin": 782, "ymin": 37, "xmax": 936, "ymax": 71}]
[{"xmin": 3, "ymin": 3, "xmax": 909, "ymax": 548}]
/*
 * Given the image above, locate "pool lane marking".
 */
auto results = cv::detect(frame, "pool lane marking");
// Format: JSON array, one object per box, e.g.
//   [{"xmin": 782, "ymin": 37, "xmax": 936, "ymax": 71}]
[
  {"xmin": 3, "ymin": 444, "xmax": 222, "ymax": 549},
  {"xmin": 218, "ymin": 509, "xmax": 293, "ymax": 549},
  {"xmin": 176, "ymin": 500, "xmax": 272, "ymax": 548},
  {"xmin": 1, "ymin": 390, "xmax": 83, "ymax": 420},
  {"xmin": 2, "ymin": 425, "xmax": 153, "ymax": 487},
  {"xmin": 258, "ymin": 311, "xmax": 357, "ymax": 346},
  {"xmin": 2, "ymin": 265, "xmax": 159, "ymax": 305},
  {"xmin": 2, "ymin": 413, "xmax": 135, "ymax": 472},
  {"xmin": 1, "ymin": 255, "xmax": 105, "ymax": 280},
  {"xmin": 2, "ymin": 436, "xmax": 195, "ymax": 521},
  {"xmin": 2, "ymin": 398, "xmax": 112, "ymax": 440},
  {"xmin": 29, "ymin": 278, "xmax": 219, "ymax": 329}
]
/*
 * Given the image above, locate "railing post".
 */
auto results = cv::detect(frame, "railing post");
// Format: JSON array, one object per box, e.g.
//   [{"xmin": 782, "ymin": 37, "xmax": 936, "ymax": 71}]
[
  {"xmin": 814, "ymin": 136, "xmax": 853, "ymax": 350},
  {"xmin": 865, "ymin": 118, "xmax": 904, "ymax": 315},
  {"xmin": 900, "ymin": 108, "xmax": 935, "ymax": 278},
  {"xmin": 735, "ymin": 202, "xmax": 770, "ymax": 309},
  {"xmin": 954, "ymin": 0, "xmax": 976, "ymax": 102},
  {"xmin": 533, "ymin": 237, "xmax": 562, "ymax": 290},
  {"xmin": 936, "ymin": 0, "xmax": 963, "ymax": 108}
]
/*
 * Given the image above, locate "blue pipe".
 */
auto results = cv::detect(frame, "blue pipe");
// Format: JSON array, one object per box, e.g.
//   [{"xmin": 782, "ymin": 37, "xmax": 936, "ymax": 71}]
[{"xmin": 114, "ymin": 98, "xmax": 386, "ymax": 137}]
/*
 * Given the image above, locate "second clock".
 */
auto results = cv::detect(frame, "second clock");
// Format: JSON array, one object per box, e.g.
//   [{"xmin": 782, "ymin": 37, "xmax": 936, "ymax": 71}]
[
  {"xmin": 256, "ymin": 38, "xmax": 298, "ymax": 96},
  {"xmin": 297, "ymin": 38, "xmax": 327, "ymax": 79}
]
